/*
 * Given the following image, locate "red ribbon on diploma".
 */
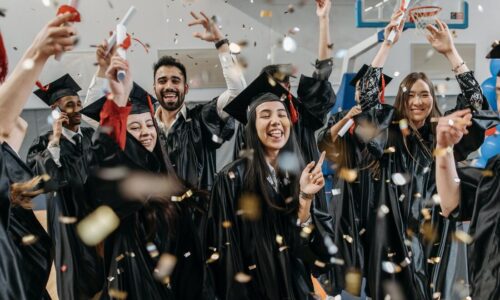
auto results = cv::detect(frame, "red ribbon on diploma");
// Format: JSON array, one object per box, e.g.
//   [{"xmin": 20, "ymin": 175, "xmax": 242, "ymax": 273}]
[{"xmin": 57, "ymin": 5, "xmax": 81, "ymax": 22}]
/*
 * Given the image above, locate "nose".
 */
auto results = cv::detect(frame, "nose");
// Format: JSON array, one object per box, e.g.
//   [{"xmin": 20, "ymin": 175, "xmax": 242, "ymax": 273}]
[{"xmin": 414, "ymin": 95, "xmax": 423, "ymax": 105}]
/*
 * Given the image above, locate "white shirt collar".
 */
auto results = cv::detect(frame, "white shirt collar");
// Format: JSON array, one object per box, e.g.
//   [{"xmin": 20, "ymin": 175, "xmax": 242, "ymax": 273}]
[
  {"xmin": 155, "ymin": 104, "xmax": 188, "ymax": 135},
  {"xmin": 62, "ymin": 127, "xmax": 82, "ymax": 144}
]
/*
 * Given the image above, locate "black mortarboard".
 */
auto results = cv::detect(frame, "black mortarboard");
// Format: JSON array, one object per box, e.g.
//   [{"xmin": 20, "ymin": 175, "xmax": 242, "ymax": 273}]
[
  {"xmin": 34, "ymin": 73, "xmax": 81, "ymax": 106},
  {"xmin": 349, "ymin": 64, "xmax": 393, "ymax": 88},
  {"xmin": 81, "ymin": 82, "xmax": 157, "ymax": 122},
  {"xmin": 486, "ymin": 41, "xmax": 500, "ymax": 59},
  {"xmin": 260, "ymin": 64, "xmax": 297, "ymax": 82},
  {"xmin": 224, "ymin": 72, "xmax": 297, "ymax": 124}
]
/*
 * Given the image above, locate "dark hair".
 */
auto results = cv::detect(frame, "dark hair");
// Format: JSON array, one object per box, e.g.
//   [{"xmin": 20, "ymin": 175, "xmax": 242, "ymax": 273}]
[
  {"xmin": 242, "ymin": 100, "xmax": 303, "ymax": 214},
  {"xmin": 394, "ymin": 72, "xmax": 442, "ymax": 134},
  {"xmin": 153, "ymin": 56, "xmax": 187, "ymax": 83}
]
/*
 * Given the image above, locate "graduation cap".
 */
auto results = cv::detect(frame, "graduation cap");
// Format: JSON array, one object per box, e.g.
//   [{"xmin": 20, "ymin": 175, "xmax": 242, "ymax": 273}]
[
  {"xmin": 486, "ymin": 40, "xmax": 500, "ymax": 59},
  {"xmin": 349, "ymin": 64, "xmax": 393, "ymax": 88},
  {"xmin": 260, "ymin": 64, "xmax": 297, "ymax": 83},
  {"xmin": 34, "ymin": 73, "xmax": 81, "ymax": 106},
  {"xmin": 224, "ymin": 71, "xmax": 298, "ymax": 124},
  {"xmin": 81, "ymin": 82, "xmax": 157, "ymax": 122}
]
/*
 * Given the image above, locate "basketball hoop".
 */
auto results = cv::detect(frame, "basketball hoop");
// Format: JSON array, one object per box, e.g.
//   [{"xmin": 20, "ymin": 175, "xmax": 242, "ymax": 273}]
[{"xmin": 409, "ymin": 6, "xmax": 442, "ymax": 35}]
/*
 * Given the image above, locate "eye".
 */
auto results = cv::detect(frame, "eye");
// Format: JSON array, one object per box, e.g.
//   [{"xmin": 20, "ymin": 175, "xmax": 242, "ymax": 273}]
[
  {"xmin": 171, "ymin": 78, "xmax": 181, "ymax": 85},
  {"xmin": 129, "ymin": 126, "xmax": 140, "ymax": 131},
  {"xmin": 147, "ymin": 123, "xmax": 155, "ymax": 128}
]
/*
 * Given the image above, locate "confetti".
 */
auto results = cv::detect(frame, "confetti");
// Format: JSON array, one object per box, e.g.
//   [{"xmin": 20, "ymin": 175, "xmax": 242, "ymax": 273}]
[
  {"xmin": 431, "ymin": 194, "xmax": 441, "ymax": 204},
  {"xmin": 398, "ymin": 194, "xmax": 405, "ymax": 202},
  {"xmin": 234, "ymin": 272, "xmax": 252, "ymax": 283},
  {"xmin": 377, "ymin": 204, "xmax": 390, "ymax": 218},
  {"xmin": 238, "ymin": 193, "xmax": 261, "ymax": 220},
  {"xmin": 453, "ymin": 230, "xmax": 473, "ymax": 244},
  {"xmin": 59, "ymin": 216, "xmax": 77, "ymax": 224},
  {"xmin": 222, "ymin": 220, "xmax": 232, "ymax": 228},
  {"xmin": 314, "ymin": 260, "xmax": 326, "ymax": 268},
  {"xmin": 330, "ymin": 257, "xmax": 345, "ymax": 265},
  {"xmin": 427, "ymin": 257, "xmax": 441, "ymax": 264},
  {"xmin": 154, "ymin": 253, "xmax": 177, "ymax": 281},
  {"xmin": 323, "ymin": 235, "xmax": 338, "ymax": 254},
  {"xmin": 343, "ymin": 234, "xmax": 353, "ymax": 244},
  {"xmin": 285, "ymin": 4, "xmax": 295, "ymax": 14},
  {"xmin": 260, "ymin": 10, "xmax": 272, "ymax": 18},
  {"xmin": 345, "ymin": 269, "xmax": 362, "ymax": 296},
  {"xmin": 115, "ymin": 254, "xmax": 125, "ymax": 262},
  {"xmin": 391, "ymin": 173, "xmax": 409, "ymax": 186},
  {"xmin": 282, "ymin": 36, "xmax": 297, "ymax": 53},
  {"xmin": 108, "ymin": 289, "xmax": 128, "ymax": 299},
  {"xmin": 229, "ymin": 42, "xmax": 241, "ymax": 54},
  {"xmin": 207, "ymin": 252, "xmax": 220, "ymax": 263},
  {"xmin": 76, "ymin": 206, "xmax": 119, "ymax": 246},
  {"xmin": 61, "ymin": 264, "xmax": 68, "ymax": 272},
  {"xmin": 400, "ymin": 257, "xmax": 411, "ymax": 267},
  {"xmin": 399, "ymin": 119, "xmax": 410, "ymax": 136},
  {"xmin": 359, "ymin": 228, "xmax": 366, "ymax": 236},
  {"xmin": 331, "ymin": 188, "xmax": 341, "ymax": 196},
  {"xmin": 300, "ymin": 224, "xmax": 314, "ymax": 239},
  {"xmin": 147, "ymin": 243, "xmax": 159, "ymax": 258},
  {"xmin": 248, "ymin": 264, "xmax": 256, "ymax": 270},
  {"xmin": 97, "ymin": 167, "xmax": 130, "ymax": 181},
  {"xmin": 382, "ymin": 261, "xmax": 402, "ymax": 274},
  {"xmin": 275, "ymin": 234, "xmax": 284, "ymax": 245},
  {"xmin": 22, "ymin": 234, "xmax": 38, "ymax": 245},
  {"xmin": 339, "ymin": 168, "xmax": 358, "ymax": 183},
  {"xmin": 384, "ymin": 146, "xmax": 396, "ymax": 153},
  {"xmin": 279, "ymin": 246, "xmax": 289, "ymax": 252},
  {"xmin": 22, "ymin": 59, "xmax": 34, "ymax": 70}
]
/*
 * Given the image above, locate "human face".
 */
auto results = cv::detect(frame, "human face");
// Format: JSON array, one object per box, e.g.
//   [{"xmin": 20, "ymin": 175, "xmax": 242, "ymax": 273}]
[
  {"xmin": 126, "ymin": 112, "xmax": 157, "ymax": 152},
  {"xmin": 406, "ymin": 79, "xmax": 433, "ymax": 129},
  {"xmin": 154, "ymin": 66, "xmax": 188, "ymax": 112},
  {"xmin": 255, "ymin": 101, "xmax": 291, "ymax": 156},
  {"xmin": 57, "ymin": 95, "xmax": 82, "ymax": 126}
]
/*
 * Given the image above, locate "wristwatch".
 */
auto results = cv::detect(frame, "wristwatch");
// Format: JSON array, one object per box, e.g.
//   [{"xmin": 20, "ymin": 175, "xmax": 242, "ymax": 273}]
[{"xmin": 215, "ymin": 38, "xmax": 229, "ymax": 50}]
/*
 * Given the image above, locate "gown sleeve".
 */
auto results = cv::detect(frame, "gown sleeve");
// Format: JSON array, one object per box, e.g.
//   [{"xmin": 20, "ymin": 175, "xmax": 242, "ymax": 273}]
[{"xmin": 200, "ymin": 98, "xmax": 236, "ymax": 150}]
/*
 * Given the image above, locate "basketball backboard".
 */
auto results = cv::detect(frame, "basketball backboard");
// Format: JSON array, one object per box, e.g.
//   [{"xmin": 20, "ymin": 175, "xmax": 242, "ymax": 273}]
[{"xmin": 356, "ymin": 0, "xmax": 469, "ymax": 29}]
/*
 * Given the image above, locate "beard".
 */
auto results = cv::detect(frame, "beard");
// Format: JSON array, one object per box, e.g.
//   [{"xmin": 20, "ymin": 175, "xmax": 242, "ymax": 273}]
[
  {"xmin": 68, "ymin": 112, "xmax": 82, "ymax": 126},
  {"xmin": 157, "ymin": 89, "xmax": 185, "ymax": 111}
]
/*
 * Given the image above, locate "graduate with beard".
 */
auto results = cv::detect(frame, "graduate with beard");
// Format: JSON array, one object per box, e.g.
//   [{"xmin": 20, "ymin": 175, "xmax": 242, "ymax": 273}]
[
  {"xmin": 27, "ymin": 73, "xmax": 104, "ymax": 299},
  {"xmin": 81, "ymin": 55, "xmax": 209, "ymax": 299},
  {"xmin": 232, "ymin": 0, "xmax": 336, "ymax": 213},
  {"xmin": 354, "ymin": 12, "xmax": 495, "ymax": 299},
  {"xmin": 206, "ymin": 71, "xmax": 335, "ymax": 299},
  {"xmin": 0, "ymin": 13, "xmax": 78, "ymax": 299}
]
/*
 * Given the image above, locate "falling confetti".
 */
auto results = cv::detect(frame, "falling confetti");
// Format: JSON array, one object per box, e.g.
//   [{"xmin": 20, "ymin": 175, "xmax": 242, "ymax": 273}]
[
  {"xmin": 339, "ymin": 168, "xmax": 358, "ymax": 183},
  {"xmin": 300, "ymin": 224, "xmax": 314, "ymax": 239},
  {"xmin": 22, "ymin": 59, "xmax": 34, "ymax": 70},
  {"xmin": 77, "ymin": 206, "xmax": 120, "ymax": 246},
  {"xmin": 282, "ymin": 36, "xmax": 297, "ymax": 53},
  {"xmin": 343, "ymin": 234, "xmax": 353, "ymax": 244},
  {"xmin": 229, "ymin": 43, "xmax": 241, "ymax": 54},
  {"xmin": 454, "ymin": 230, "xmax": 473, "ymax": 244},
  {"xmin": 22, "ymin": 234, "xmax": 38, "ymax": 245},
  {"xmin": 314, "ymin": 260, "xmax": 326, "ymax": 268},
  {"xmin": 382, "ymin": 261, "xmax": 402, "ymax": 274},
  {"xmin": 238, "ymin": 193, "xmax": 261, "ymax": 220},
  {"xmin": 345, "ymin": 269, "xmax": 362, "ymax": 296},
  {"xmin": 234, "ymin": 272, "xmax": 252, "ymax": 283},
  {"xmin": 207, "ymin": 252, "xmax": 220, "ymax": 263},
  {"xmin": 108, "ymin": 289, "xmax": 128, "ymax": 300},
  {"xmin": 377, "ymin": 204, "xmax": 390, "ymax": 218},
  {"xmin": 399, "ymin": 119, "xmax": 410, "ymax": 136},
  {"xmin": 154, "ymin": 253, "xmax": 177, "ymax": 281},
  {"xmin": 260, "ymin": 10, "xmax": 272, "ymax": 18},
  {"xmin": 147, "ymin": 243, "xmax": 160, "ymax": 258},
  {"xmin": 275, "ymin": 234, "xmax": 284, "ymax": 245},
  {"xmin": 391, "ymin": 173, "xmax": 410, "ymax": 186}
]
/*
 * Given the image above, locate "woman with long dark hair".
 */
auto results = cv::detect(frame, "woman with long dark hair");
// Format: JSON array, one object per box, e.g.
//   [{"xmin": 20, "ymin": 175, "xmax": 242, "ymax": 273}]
[
  {"xmin": 81, "ymin": 55, "xmax": 209, "ymax": 299},
  {"xmin": 355, "ymin": 11, "xmax": 493, "ymax": 300},
  {"xmin": 206, "ymin": 73, "xmax": 335, "ymax": 299}
]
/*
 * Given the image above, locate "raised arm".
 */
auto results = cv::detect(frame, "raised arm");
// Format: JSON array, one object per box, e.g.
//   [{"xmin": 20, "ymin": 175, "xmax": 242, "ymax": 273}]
[
  {"xmin": 435, "ymin": 109, "xmax": 472, "ymax": 217},
  {"xmin": 0, "ymin": 13, "xmax": 77, "ymax": 141},
  {"xmin": 316, "ymin": 0, "xmax": 332, "ymax": 61},
  {"xmin": 84, "ymin": 39, "xmax": 114, "ymax": 107},
  {"xmin": 188, "ymin": 11, "xmax": 246, "ymax": 120}
]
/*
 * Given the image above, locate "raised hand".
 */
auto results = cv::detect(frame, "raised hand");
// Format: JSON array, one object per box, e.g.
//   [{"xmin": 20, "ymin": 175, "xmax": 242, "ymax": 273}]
[
  {"xmin": 105, "ymin": 55, "xmax": 133, "ymax": 107},
  {"xmin": 426, "ymin": 19, "xmax": 456, "ymax": 55},
  {"xmin": 300, "ymin": 151, "xmax": 326, "ymax": 195},
  {"xmin": 346, "ymin": 105, "xmax": 362, "ymax": 119},
  {"xmin": 384, "ymin": 10, "xmax": 405, "ymax": 45},
  {"xmin": 316, "ymin": 0, "xmax": 331, "ymax": 18},
  {"xmin": 96, "ymin": 39, "xmax": 115, "ymax": 76},
  {"xmin": 52, "ymin": 112, "xmax": 69, "ymax": 143},
  {"xmin": 31, "ymin": 12, "xmax": 78, "ymax": 61},
  {"xmin": 436, "ymin": 109, "xmax": 472, "ymax": 149},
  {"xmin": 188, "ymin": 11, "xmax": 223, "ymax": 42}
]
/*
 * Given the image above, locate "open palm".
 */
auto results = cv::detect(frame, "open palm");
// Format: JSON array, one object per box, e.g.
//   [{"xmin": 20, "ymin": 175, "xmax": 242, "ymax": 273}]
[{"xmin": 188, "ymin": 11, "xmax": 223, "ymax": 42}]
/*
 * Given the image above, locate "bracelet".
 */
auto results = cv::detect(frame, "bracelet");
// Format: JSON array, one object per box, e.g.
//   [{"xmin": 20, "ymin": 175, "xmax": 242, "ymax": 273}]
[
  {"xmin": 215, "ymin": 38, "xmax": 229, "ymax": 50},
  {"xmin": 452, "ymin": 61, "xmax": 466, "ymax": 73},
  {"xmin": 299, "ymin": 191, "xmax": 314, "ymax": 201}
]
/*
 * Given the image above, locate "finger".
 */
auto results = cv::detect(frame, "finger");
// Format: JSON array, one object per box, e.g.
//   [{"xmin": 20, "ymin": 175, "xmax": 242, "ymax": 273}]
[
  {"xmin": 192, "ymin": 32, "xmax": 204, "ymax": 39},
  {"xmin": 312, "ymin": 151, "xmax": 326, "ymax": 173},
  {"xmin": 54, "ymin": 36, "xmax": 78, "ymax": 47},
  {"xmin": 48, "ymin": 26, "xmax": 77, "ymax": 38},
  {"xmin": 426, "ymin": 24, "xmax": 439, "ymax": 35},
  {"xmin": 304, "ymin": 161, "xmax": 316, "ymax": 173},
  {"xmin": 187, "ymin": 19, "xmax": 205, "ymax": 27},
  {"xmin": 436, "ymin": 19, "xmax": 445, "ymax": 31},
  {"xmin": 48, "ymin": 12, "xmax": 75, "ymax": 27},
  {"xmin": 190, "ymin": 11, "xmax": 199, "ymax": 20},
  {"xmin": 451, "ymin": 108, "xmax": 471, "ymax": 118},
  {"xmin": 200, "ymin": 11, "xmax": 211, "ymax": 22}
]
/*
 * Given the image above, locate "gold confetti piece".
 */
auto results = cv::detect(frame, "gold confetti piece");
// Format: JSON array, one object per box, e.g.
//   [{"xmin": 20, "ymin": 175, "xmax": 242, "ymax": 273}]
[
  {"xmin": 228, "ymin": 171, "xmax": 236, "ymax": 179},
  {"xmin": 330, "ymin": 257, "xmax": 345, "ymax": 265},
  {"xmin": 260, "ymin": 10, "xmax": 272, "ymax": 18},
  {"xmin": 267, "ymin": 76, "xmax": 277, "ymax": 87},
  {"xmin": 398, "ymin": 194, "xmax": 406, "ymax": 202},
  {"xmin": 97, "ymin": 167, "xmax": 129, "ymax": 180},
  {"xmin": 115, "ymin": 254, "xmax": 125, "ymax": 262},
  {"xmin": 359, "ymin": 228, "xmax": 366, "ymax": 235},
  {"xmin": 147, "ymin": 243, "xmax": 159, "ymax": 258},
  {"xmin": 432, "ymin": 292, "xmax": 442, "ymax": 299},
  {"xmin": 399, "ymin": 119, "xmax": 410, "ymax": 136},
  {"xmin": 400, "ymin": 257, "xmax": 411, "ymax": 267},
  {"xmin": 61, "ymin": 264, "xmax": 68, "ymax": 272},
  {"xmin": 427, "ymin": 257, "xmax": 441, "ymax": 264},
  {"xmin": 300, "ymin": 225, "xmax": 314, "ymax": 239},
  {"xmin": 108, "ymin": 288, "xmax": 128, "ymax": 299},
  {"xmin": 343, "ymin": 234, "xmax": 353, "ymax": 244},
  {"xmin": 58, "ymin": 216, "xmax": 77, "ymax": 224},
  {"xmin": 414, "ymin": 192, "xmax": 422, "ymax": 198},
  {"xmin": 207, "ymin": 252, "xmax": 220, "ymax": 263},
  {"xmin": 382, "ymin": 261, "xmax": 402, "ymax": 274},
  {"xmin": 431, "ymin": 194, "xmax": 441, "ymax": 204},
  {"xmin": 377, "ymin": 204, "xmax": 389, "ymax": 218},
  {"xmin": 454, "ymin": 230, "xmax": 473, "ymax": 244},
  {"xmin": 339, "ymin": 168, "xmax": 358, "ymax": 183},
  {"xmin": 248, "ymin": 264, "xmax": 256, "ymax": 270},
  {"xmin": 482, "ymin": 170, "xmax": 494, "ymax": 177},
  {"xmin": 22, "ymin": 234, "xmax": 38, "ymax": 245},
  {"xmin": 345, "ymin": 269, "xmax": 362, "ymax": 296},
  {"xmin": 276, "ymin": 234, "xmax": 284, "ymax": 245},
  {"xmin": 234, "ymin": 272, "xmax": 252, "ymax": 283},
  {"xmin": 314, "ymin": 260, "xmax": 326, "ymax": 268},
  {"xmin": 171, "ymin": 189, "xmax": 194, "ymax": 202},
  {"xmin": 229, "ymin": 42, "xmax": 241, "ymax": 54},
  {"xmin": 154, "ymin": 253, "xmax": 177, "ymax": 281},
  {"xmin": 387, "ymin": 252, "xmax": 396, "ymax": 258},
  {"xmin": 384, "ymin": 146, "xmax": 396, "ymax": 153},
  {"xmin": 238, "ymin": 193, "xmax": 261, "ymax": 221},
  {"xmin": 421, "ymin": 208, "xmax": 431, "ymax": 220},
  {"xmin": 76, "ymin": 205, "xmax": 120, "ymax": 246},
  {"xmin": 184, "ymin": 252, "xmax": 191, "ymax": 258},
  {"xmin": 420, "ymin": 222, "xmax": 437, "ymax": 242},
  {"xmin": 331, "ymin": 188, "xmax": 341, "ymax": 196},
  {"xmin": 222, "ymin": 220, "xmax": 232, "ymax": 228}
]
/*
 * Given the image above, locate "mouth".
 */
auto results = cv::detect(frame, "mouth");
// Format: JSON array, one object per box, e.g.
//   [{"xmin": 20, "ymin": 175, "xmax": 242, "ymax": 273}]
[
  {"xmin": 140, "ymin": 139, "xmax": 154, "ymax": 148},
  {"xmin": 161, "ymin": 91, "xmax": 178, "ymax": 103},
  {"xmin": 410, "ymin": 108, "xmax": 426, "ymax": 114},
  {"xmin": 267, "ymin": 129, "xmax": 284, "ymax": 140}
]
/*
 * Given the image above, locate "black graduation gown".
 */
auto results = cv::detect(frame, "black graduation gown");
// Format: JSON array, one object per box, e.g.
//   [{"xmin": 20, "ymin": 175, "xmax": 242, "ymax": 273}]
[
  {"xmin": 26, "ymin": 127, "xmax": 104, "ymax": 299},
  {"xmin": 158, "ymin": 98, "xmax": 235, "ymax": 193},
  {"xmin": 358, "ymin": 67, "xmax": 491, "ymax": 300},
  {"xmin": 233, "ymin": 70, "xmax": 336, "ymax": 213},
  {"xmin": 2, "ymin": 142, "xmax": 52, "ymax": 299},
  {"xmin": 317, "ymin": 108, "xmax": 387, "ymax": 295},
  {"xmin": 452, "ymin": 154, "xmax": 500, "ymax": 299},
  {"xmin": 88, "ymin": 130, "xmax": 209, "ymax": 300},
  {"xmin": 206, "ymin": 158, "xmax": 335, "ymax": 300}
]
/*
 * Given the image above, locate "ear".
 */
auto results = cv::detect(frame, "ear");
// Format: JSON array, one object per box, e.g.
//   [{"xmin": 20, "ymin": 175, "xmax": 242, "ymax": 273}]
[{"xmin": 184, "ymin": 84, "xmax": 189, "ymax": 95}]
